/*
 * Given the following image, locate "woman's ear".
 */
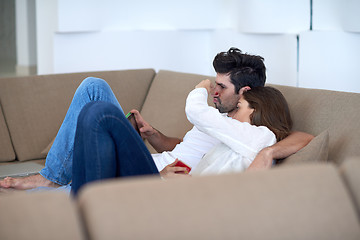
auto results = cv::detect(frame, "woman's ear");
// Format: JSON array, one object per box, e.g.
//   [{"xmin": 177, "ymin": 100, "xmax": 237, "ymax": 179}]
[{"xmin": 239, "ymin": 86, "xmax": 251, "ymax": 95}]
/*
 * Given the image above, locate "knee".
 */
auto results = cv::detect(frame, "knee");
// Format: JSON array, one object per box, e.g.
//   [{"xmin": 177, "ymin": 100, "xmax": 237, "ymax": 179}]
[
  {"xmin": 77, "ymin": 102, "xmax": 123, "ymax": 129},
  {"xmin": 79, "ymin": 77, "xmax": 110, "ymax": 91}
]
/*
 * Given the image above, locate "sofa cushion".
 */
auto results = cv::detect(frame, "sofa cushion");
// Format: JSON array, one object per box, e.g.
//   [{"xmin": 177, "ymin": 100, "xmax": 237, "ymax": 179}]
[
  {"xmin": 78, "ymin": 164, "xmax": 360, "ymax": 240},
  {"xmin": 0, "ymin": 104, "xmax": 15, "ymax": 162},
  {"xmin": 280, "ymin": 130, "xmax": 329, "ymax": 165},
  {"xmin": 0, "ymin": 191, "xmax": 84, "ymax": 240},
  {"xmin": 140, "ymin": 70, "xmax": 214, "ymax": 153},
  {"xmin": 269, "ymin": 84, "xmax": 360, "ymax": 164},
  {"xmin": 0, "ymin": 69, "xmax": 155, "ymax": 161},
  {"xmin": 339, "ymin": 157, "xmax": 360, "ymax": 218}
]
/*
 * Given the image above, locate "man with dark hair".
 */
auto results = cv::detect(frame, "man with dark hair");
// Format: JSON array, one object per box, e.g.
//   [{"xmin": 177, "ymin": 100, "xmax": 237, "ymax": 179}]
[
  {"xmin": 213, "ymin": 47, "xmax": 266, "ymax": 90},
  {"xmin": 211, "ymin": 47, "xmax": 266, "ymax": 114},
  {"xmin": 0, "ymin": 48, "xmax": 313, "ymax": 189}
]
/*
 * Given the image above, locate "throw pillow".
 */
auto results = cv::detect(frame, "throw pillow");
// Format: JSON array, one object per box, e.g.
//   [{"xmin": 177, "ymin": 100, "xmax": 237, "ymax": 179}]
[{"xmin": 279, "ymin": 130, "xmax": 329, "ymax": 165}]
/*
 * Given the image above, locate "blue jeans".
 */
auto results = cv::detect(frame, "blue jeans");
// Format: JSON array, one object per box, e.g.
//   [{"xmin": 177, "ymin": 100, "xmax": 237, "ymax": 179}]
[
  {"xmin": 71, "ymin": 101, "xmax": 158, "ymax": 195},
  {"xmin": 40, "ymin": 77, "xmax": 124, "ymax": 185}
]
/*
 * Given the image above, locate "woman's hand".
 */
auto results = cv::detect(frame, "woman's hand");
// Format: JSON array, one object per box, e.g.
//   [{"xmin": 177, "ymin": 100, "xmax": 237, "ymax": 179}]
[
  {"xmin": 195, "ymin": 79, "xmax": 213, "ymax": 93},
  {"xmin": 160, "ymin": 159, "xmax": 191, "ymax": 179}
]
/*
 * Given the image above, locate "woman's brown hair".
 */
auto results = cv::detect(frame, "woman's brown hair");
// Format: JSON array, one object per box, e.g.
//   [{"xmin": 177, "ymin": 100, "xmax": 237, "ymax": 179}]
[{"xmin": 243, "ymin": 86, "xmax": 293, "ymax": 142}]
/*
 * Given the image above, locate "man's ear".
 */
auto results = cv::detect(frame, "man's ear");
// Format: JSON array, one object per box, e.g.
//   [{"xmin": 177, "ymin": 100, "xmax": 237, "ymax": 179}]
[{"xmin": 239, "ymin": 86, "xmax": 251, "ymax": 95}]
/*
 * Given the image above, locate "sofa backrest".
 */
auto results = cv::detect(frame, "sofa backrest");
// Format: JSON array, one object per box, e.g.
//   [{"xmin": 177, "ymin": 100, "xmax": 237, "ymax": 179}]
[
  {"xmin": 0, "ymin": 191, "xmax": 84, "ymax": 240},
  {"xmin": 270, "ymin": 84, "xmax": 360, "ymax": 164},
  {"xmin": 0, "ymin": 69, "xmax": 155, "ymax": 161},
  {"xmin": 140, "ymin": 70, "xmax": 215, "ymax": 153},
  {"xmin": 77, "ymin": 164, "xmax": 360, "ymax": 240}
]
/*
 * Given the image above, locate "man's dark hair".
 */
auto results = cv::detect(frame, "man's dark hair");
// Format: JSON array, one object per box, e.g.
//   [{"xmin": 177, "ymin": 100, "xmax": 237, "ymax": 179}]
[{"xmin": 213, "ymin": 47, "xmax": 266, "ymax": 93}]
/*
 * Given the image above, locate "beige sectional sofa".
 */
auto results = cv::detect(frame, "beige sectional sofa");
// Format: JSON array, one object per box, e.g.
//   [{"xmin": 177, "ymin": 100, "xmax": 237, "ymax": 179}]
[{"xmin": 0, "ymin": 69, "xmax": 359, "ymax": 239}]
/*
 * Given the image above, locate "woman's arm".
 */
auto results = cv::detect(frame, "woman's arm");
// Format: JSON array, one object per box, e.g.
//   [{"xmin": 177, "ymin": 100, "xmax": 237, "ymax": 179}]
[{"xmin": 247, "ymin": 131, "xmax": 314, "ymax": 170}]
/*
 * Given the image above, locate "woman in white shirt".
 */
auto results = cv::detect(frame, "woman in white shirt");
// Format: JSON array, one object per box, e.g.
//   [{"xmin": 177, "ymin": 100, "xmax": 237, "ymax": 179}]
[{"xmin": 182, "ymin": 80, "xmax": 292, "ymax": 176}]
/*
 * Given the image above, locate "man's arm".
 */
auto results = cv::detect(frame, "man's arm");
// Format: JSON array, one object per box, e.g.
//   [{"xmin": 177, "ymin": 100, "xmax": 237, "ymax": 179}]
[
  {"xmin": 247, "ymin": 131, "xmax": 314, "ymax": 170},
  {"xmin": 131, "ymin": 110, "xmax": 181, "ymax": 153},
  {"xmin": 145, "ymin": 128, "xmax": 182, "ymax": 153}
]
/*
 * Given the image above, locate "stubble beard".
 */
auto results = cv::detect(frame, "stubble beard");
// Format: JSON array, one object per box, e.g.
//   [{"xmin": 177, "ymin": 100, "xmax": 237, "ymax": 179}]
[{"xmin": 215, "ymin": 101, "xmax": 237, "ymax": 114}]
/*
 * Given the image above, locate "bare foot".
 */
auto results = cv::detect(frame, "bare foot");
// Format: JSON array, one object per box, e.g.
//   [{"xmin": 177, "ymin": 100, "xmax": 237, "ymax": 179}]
[{"xmin": 0, "ymin": 174, "xmax": 60, "ymax": 190}]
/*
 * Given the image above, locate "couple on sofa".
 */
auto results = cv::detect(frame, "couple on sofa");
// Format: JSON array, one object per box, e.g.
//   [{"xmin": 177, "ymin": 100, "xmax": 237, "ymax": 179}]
[{"xmin": 0, "ymin": 48, "xmax": 313, "ymax": 195}]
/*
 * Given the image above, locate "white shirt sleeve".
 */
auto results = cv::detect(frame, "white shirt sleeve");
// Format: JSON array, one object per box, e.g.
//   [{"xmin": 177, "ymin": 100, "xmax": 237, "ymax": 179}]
[{"xmin": 185, "ymin": 88, "xmax": 276, "ymax": 159}]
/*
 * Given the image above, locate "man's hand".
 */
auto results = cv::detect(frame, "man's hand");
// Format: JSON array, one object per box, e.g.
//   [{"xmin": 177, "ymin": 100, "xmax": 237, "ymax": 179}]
[
  {"xmin": 130, "ymin": 109, "xmax": 182, "ymax": 153},
  {"xmin": 130, "ymin": 109, "xmax": 157, "ymax": 140},
  {"xmin": 195, "ymin": 79, "xmax": 213, "ymax": 93},
  {"xmin": 247, "ymin": 147, "xmax": 274, "ymax": 171},
  {"xmin": 160, "ymin": 159, "xmax": 191, "ymax": 179}
]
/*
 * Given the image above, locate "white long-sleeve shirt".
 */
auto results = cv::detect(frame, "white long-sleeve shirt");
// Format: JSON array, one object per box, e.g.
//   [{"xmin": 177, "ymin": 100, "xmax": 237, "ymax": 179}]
[
  {"xmin": 151, "ymin": 126, "xmax": 220, "ymax": 171},
  {"xmin": 185, "ymin": 88, "xmax": 276, "ymax": 176}
]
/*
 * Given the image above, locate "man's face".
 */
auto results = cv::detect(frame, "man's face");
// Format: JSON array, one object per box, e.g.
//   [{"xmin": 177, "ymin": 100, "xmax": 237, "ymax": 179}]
[{"xmin": 212, "ymin": 73, "xmax": 240, "ymax": 116}]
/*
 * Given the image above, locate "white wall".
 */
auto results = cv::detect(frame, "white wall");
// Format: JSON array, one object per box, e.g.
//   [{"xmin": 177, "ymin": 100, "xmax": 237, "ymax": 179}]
[
  {"xmin": 35, "ymin": 0, "xmax": 57, "ymax": 74},
  {"xmin": 299, "ymin": 31, "xmax": 360, "ymax": 93},
  {"xmin": 37, "ymin": 0, "xmax": 224, "ymax": 76},
  {"xmin": 300, "ymin": 0, "xmax": 360, "ymax": 93},
  {"xmin": 15, "ymin": 0, "xmax": 37, "ymax": 75},
  {"xmin": 313, "ymin": 0, "xmax": 360, "ymax": 32},
  {"xmin": 236, "ymin": 0, "xmax": 309, "ymax": 34},
  {"xmin": 15, "ymin": 0, "xmax": 36, "ymax": 66},
  {"xmin": 54, "ymin": 30, "xmax": 213, "ymax": 75},
  {"xmin": 32, "ymin": 0, "xmax": 360, "ymax": 92}
]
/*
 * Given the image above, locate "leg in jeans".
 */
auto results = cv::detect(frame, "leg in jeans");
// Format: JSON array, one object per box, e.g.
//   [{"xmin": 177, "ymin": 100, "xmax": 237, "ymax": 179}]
[
  {"xmin": 72, "ymin": 101, "xmax": 159, "ymax": 196},
  {"xmin": 0, "ymin": 77, "xmax": 122, "ymax": 190},
  {"xmin": 40, "ymin": 77, "xmax": 123, "ymax": 185}
]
